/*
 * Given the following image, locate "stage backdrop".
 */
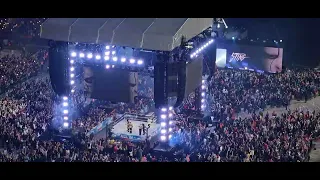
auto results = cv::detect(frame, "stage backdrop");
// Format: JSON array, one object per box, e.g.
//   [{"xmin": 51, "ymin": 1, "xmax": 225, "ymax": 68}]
[{"xmin": 216, "ymin": 44, "xmax": 283, "ymax": 73}]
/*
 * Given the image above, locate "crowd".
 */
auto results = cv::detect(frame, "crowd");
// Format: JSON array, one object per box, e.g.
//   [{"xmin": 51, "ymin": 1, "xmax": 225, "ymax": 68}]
[
  {"xmin": 0, "ymin": 18, "xmax": 47, "ymax": 38},
  {"xmin": 0, "ymin": 53, "xmax": 320, "ymax": 161}
]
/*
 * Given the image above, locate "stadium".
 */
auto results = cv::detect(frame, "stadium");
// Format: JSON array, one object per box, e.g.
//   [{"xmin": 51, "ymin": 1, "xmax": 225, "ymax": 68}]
[{"xmin": 0, "ymin": 18, "xmax": 320, "ymax": 165}]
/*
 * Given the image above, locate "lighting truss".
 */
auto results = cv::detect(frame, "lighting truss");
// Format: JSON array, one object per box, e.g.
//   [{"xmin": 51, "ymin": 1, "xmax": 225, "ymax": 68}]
[
  {"xmin": 159, "ymin": 106, "xmax": 174, "ymax": 142},
  {"xmin": 200, "ymin": 78, "xmax": 208, "ymax": 111},
  {"xmin": 190, "ymin": 39, "xmax": 214, "ymax": 59}
]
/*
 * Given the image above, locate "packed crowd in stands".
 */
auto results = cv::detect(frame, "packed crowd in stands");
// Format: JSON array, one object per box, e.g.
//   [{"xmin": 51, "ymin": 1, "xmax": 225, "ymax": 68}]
[
  {"xmin": 0, "ymin": 18, "xmax": 47, "ymax": 38},
  {"xmin": 0, "ymin": 52, "xmax": 320, "ymax": 161}
]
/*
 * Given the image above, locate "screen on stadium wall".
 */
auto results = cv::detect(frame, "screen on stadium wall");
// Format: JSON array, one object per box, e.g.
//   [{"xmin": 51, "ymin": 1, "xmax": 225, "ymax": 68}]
[
  {"xmin": 216, "ymin": 44, "xmax": 283, "ymax": 73},
  {"xmin": 83, "ymin": 66, "xmax": 137, "ymax": 103}
]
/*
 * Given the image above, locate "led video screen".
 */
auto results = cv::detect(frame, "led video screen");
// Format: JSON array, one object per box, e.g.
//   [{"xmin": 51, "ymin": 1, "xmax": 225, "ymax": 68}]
[
  {"xmin": 83, "ymin": 66, "xmax": 137, "ymax": 103},
  {"xmin": 216, "ymin": 44, "xmax": 283, "ymax": 73}
]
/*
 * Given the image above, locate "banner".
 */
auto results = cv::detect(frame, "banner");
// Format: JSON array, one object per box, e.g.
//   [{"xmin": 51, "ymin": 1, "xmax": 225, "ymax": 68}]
[{"xmin": 86, "ymin": 114, "xmax": 123, "ymax": 136}]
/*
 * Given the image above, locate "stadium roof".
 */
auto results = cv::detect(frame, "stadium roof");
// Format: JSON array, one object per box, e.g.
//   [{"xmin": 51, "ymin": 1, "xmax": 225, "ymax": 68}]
[{"xmin": 40, "ymin": 18, "xmax": 213, "ymax": 51}]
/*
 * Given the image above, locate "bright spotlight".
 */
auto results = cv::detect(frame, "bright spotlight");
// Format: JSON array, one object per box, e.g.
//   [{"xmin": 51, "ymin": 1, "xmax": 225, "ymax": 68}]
[
  {"xmin": 169, "ymin": 135, "xmax": 172, "ymax": 139},
  {"xmin": 280, "ymin": 40, "xmax": 282, "ymax": 42},
  {"xmin": 217, "ymin": 24, "xmax": 220, "ymax": 28},
  {"xmin": 112, "ymin": 51, "xmax": 116, "ymax": 55},
  {"xmin": 169, "ymin": 121, "xmax": 173, "ymax": 125},
  {"xmin": 104, "ymin": 56, "xmax": 110, "ymax": 61},
  {"xmin": 112, "ymin": 57, "xmax": 118, "ymax": 62},
  {"xmin": 63, "ymin": 96, "xmax": 68, "ymax": 100},
  {"xmin": 63, "ymin": 122, "xmax": 69, "ymax": 128},
  {"xmin": 129, "ymin": 59, "xmax": 135, "ymax": 64},
  {"xmin": 96, "ymin": 55, "xmax": 101, "ymax": 60},
  {"xmin": 70, "ymin": 60, "xmax": 74, "ymax": 64},
  {"xmin": 63, "ymin": 116, "xmax": 68, "ymax": 120},
  {"xmin": 87, "ymin": 53, "xmax": 93, "ymax": 59},
  {"xmin": 112, "ymin": 65, "xmax": 115, "ymax": 68},
  {"xmin": 106, "ymin": 46, "xmax": 110, "ymax": 50},
  {"xmin": 106, "ymin": 64, "xmax": 110, "ymax": 69},
  {"xmin": 121, "ymin": 58, "xmax": 126, "ymax": 62},
  {"xmin": 79, "ymin": 53, "xmax": 85, "ymax": 58},
  {"xmin": 161, "ymin": 108, "xmax": 167, "ymax": 112},
  {"xmin": 70, "ymin": 74, "xmax": 75, "ymax": 78},
  {"xmin": 71, "ymin": 89, "xmax": 75, "ymax": 93},
  {"xmin": 70, "ymin": 80, "xmax": 75, "ymax": 85},
  {"xmin": 232, "ymin": 37, "xmax": 235, "ymax": 40},
  {"xmin": 105, "ymin": 51, "xmax": 110, "ymax": 56},
  {"xmin": 169, "ymin": 113, "xmax": 173, "ymax": 118},
  {"xmin": 161, "ymin": 114, "xmax": 167, "ymax": 119},
  {"xmin": 201, "ymin": 99, "xmax": 205, "ymax": 103},
  {"xmin": 201, "ymin": 92, "xmax": 205, "ymax": 97},
  {"xmin": 137, "ymin": 60, "xmax": 143, "ymax": 65},
  {"xmin": 70, "ymin": 67, "xmax": 75, "ymax": 71},
  {"xmin": 201, "ymin": 104, "xmax": 205, "ymax": 109},
  {"xmin": 161, "ymin": 129, "xmax": 167, "ymax": 134},
  {"xmin": 202, "ymin": 80, "xmax": 205, "ymax": 84},
  {"xmin": 63, "ymin": 102, "xmax": 68, "ymax": 107},
  {"xmin": 161, "ymin": 122, "xmax": 166, "ymax": 127},
  {"xmin": 201, "ymin": 85, "xmax": 205, "ymax": 89},
  {"xmin": 169, "ymin": 128, "xmax": 172, "ymax": 132},
  {"xmin": 63, "ymin": 110, "xmax": 68, "ymax": 114},
  {"xmin": 160, "ymin": 135, "xmax": 166, "ymax": 141},
  {"xmin": 169, "ymin": 106, "xmax": 173, "ymax": 111},
  {"xmin": 71, "ymin": 52, "xmax": 77, "ymax": 57},
  {"xmin": 244, "ymin": 67, "xmax": 248, "ymax": 70}
]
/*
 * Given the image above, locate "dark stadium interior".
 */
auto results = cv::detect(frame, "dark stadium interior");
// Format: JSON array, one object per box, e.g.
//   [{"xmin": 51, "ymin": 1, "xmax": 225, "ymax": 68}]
[{"xmin": 1, "ymin": 18, "xmax": 320, "ymax": 167}]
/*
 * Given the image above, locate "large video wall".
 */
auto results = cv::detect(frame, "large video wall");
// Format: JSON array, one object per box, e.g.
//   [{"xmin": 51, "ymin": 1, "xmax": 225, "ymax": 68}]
[{"xmin": 216, "ymin": 44, "xmax": 283, "ymax": 73}]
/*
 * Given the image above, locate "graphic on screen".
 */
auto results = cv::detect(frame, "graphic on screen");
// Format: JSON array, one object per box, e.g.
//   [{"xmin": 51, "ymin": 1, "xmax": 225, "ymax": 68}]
[{"xmin": 216, "ymin": 45, "xmax": 283, "ymax": 73}]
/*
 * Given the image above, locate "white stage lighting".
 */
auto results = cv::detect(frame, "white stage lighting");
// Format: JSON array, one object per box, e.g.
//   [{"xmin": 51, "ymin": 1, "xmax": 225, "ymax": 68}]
[
  {"xmin": 112, "ymin": 57, "xmax": 118, "ymax": 62},
  {"xmin": 112, "ymin": 51, "xmax": 116, "ymax": 55},
  {"xmin": 104, "ymin": 56, "xmax": 110, "ymax": 61},
  {"xmin": 201, "ymin": 99, "xmax": 205, "ymax": 103},
  {"xmin": 79, "ymin": 53, "xmax": 85, "ymax": 58},
  {"xmin": 112, "ymin": 65, "xmax": 115, "ymax": 68},
  {"xmin": 63, "ymin": 110, "xmax": 68, "ymax": 114},
  {"xmin": 201, "ymin": 104, "xmax": 205, "ymax": 109},
  {"xmin": 70, "ymin": 74, "xmax": 75, "ymax": 78},
  {"xmin": 129, "ymin": 59, "xmax": 135, "ymax": 64},
  {"xmin": 201, "ymin": 92, "xmax": 205, "ymax": 97},
  {"xmin": 87, "ymin": 53, "xmax": 93, "ymax": 59},
  {"xmin": 63, "ymin": 96, "xmax": 68, "ymax": 100},
  {"xmin": 169, "ymin": 113, "xmax": 173, "ymax": 117},
  {"xmin": 70, "ymin": 60, "xmax": 74, "ymax": 64},
  {"xmin": 63, "ymin": 116, "xmax": 68, "ymax": 120},
  {"xmin": 63, "ymin": 122, "xmax": 69, "ymax": 128},
  {"xmin": 169, "ymin": 106, "xmax": 173, "ymax": 111},
  {"xmin": 96, "ymin": 55, "xmax": 101, "ymax": 60},
  {"xmin": 71, "ymin": 89, "xmax": 75, "ymax": 93},
  {"xmin": 169, "ymin": 128, "xmax": 172, "ymax": 132},
  {"xmin": 161, "ymin": 108, "xmax": 167, "ymax": 112},
  {"xmin": 121, "ymin": 58, "xmax": 126, "ymax": 63},
  {"xmin": 70, "ymin": 67, "xmax": 75, "ymax": 71},
  {"xmin": 161, "ymin": 129, "xmax": 167, "ymax": 134},
  {"xmin": 106, "ymin": 45, "xmax": 110, "ymax": 50},
  {"xmin": 137, "ymin": 60, "xmax": 143, "ymax": 65},
  {"xmin": 169, "ymin": 135, "xmax": 172, "ymax": 139},
  {"xmin": 202, "ymin": 85, "xmax": 205, "ymax": 89},
  {"xmin": 105, "ymin": 51, "xmax": 110, "ymax": 56},
  {"xmin": 202, "ymin": 80, "xmax": 205, "ymax": 83},
  {"xmin": 106, "ymin": 64, "xmax": 110, "ymax": 69},
  {"xmin": 71, "ymin": 52, "xmax": 77, "ymax": 57},
  {"xmin": 70, "ymin": 80, "xmax": 75, "ymax": 85},
  {"xmin": 169, "ymin": 121, "xmax": 173, "ymax": 125},
  {"xmin": 161, "ymin": 114, "xmax": 167, "ymax": 119},
  {"xmin": 63, "ymin": 102, "xmax": 68, "ymax": 107},
  {"xmin": 161, "ymin": 122, "xmax": 166, "ymax": 127},
  {"xmin": 160, "ymin": 135, "xmax": 166, "ymax": 141}
]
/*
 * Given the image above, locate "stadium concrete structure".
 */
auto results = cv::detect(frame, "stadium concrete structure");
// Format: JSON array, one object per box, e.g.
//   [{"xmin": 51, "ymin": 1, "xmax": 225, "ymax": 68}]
[{"xmin": 40, "ymin": 18, "xmax": 213, "ymax": 51}]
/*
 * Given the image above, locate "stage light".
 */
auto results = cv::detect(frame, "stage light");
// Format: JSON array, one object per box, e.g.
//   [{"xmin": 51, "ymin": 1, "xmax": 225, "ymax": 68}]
[
  {"xmin": 137, "ymin": 60, "xmax": 143, "ymax": 65},
  {"xmin": 169, "ymin": 128, "xmax": 172, "ymax": 132},
  {"xmin": 161, "ymin": 122, "xmax": 166, "ymax": 127},
  {"xmin": 169, "ymin": 121, "xmax": 173, "ymax": 125},
  {"xmin": 201, "ymin": 92, "xmax": 205, "ymax": 97},
  {"xmin": 71, "ymin": 52, "xmax": 77, "ymax": 57},
  {"xmin": 70, "ymin": 60, "xmax": 74, "ymax": 64},
  {"xmin": 112, "ymin": 65, "xmax": 115, "ymax": 68},
  {"xmin": 106, "ymin": 45, "xmax": 110, "ymax": 50},
  {"xmin": 63, "ymin": 96, "xmax": 68, "ymax": 100},
  {"xmin": 63, "ymin": 122, "xmax": 69, "ymax": 128},
  {"xmin": 70, "ymin": 80, "xmax": 75, "ymax": 85},
  {"xmin": 121, "ymin": 57, "xmax": 126, "ymax": 63},
  {"xmin": 63, "ymin": 110, "xmax": 68, "ymax": 114},
  {"xmin": 169, "ymin": 113, "xmax": 173, "ymax": 117},
  {"xmin": 161, "ymin": 114, "xmax": 167, "ymax": 119},
  {"xmin": 112, "ymin": 51, "xmax": 116, "ymax": 55},
  {"xmin": 280, "ymin": 40, "xmax": 282, "ymax": 42},
  {"xmin": 79, "ymin": 53, "xmax": 85, "ymax": 58},
  {"xmin": 201, "ymin": 99, "xmax": 205, "ymax": 103},
  {"xmin": 70, "ymin": 74, "xmax": 75, "ymax": 78},
  {"xmin": 244, "ymin": 67, "xmax": 248, "ymax": 70},
  {"xmin": 112, "ymin": 57, "xmax": 118, "ymax": 62},
  {"xmin": 63, "ymin": 102, "xmax": 68, "ymax": 107},
  {"xmin": 96, "ymin": 55, "xmax": 101, "ymax": 60},
  {"xmin": 63, "ymin": 116, "xmax": 68, "ymax": 120},
  {"xmin": 169, "ymin": 106, "xmax": 173, "ymax": 111},
  {"xmin": 169, "ymin": 135, "xmax": 172, "ymax": 139},
  {"xmin": 161, "ymin": 108, "xmax": 167, "ymax": 112},
  {"xmin": 106, "ymin": 64, "xmax": 110, "ymax": 69},
  {"xmin": 201, "ymin": 85, "xmax": 205, "ymax": 89},
  {"xmin": 160, "ymin": 135, "xmax": 166, "ymax": 141},
  {"xmin": 202, "ymin": 80, "xmax": 205, "ymax": 84},
  {"xmin": 70, "ymin": 67, "xmax": 75, "ymax": 71},
  {"xmin": 129, "ymin": 59, "xmax": 135, "ymax": 64},
  {"xmin": 161, "ymin": 129, "xmax": 167, "ymax": 134},
  {"xmin": 71, "ymin": 89, "xmax": 75, "ymax": 93},
  {"xmin": 104, "ymin": 56, "xmax": 110, "ymax": 61},
  {"xmin": 105, "ymin": 51, "xmax": 110, "ymax": 56},
  {"xmin": 190, "ymin": 39, "xmax": 214, "ymax": 59},
  {"xmin": 201, "ymin": 104, "xmax": 205, "ymax": 109},
  {"xmin": 87, "ymin": 53, "xmax": 93, "ymax": 59}
]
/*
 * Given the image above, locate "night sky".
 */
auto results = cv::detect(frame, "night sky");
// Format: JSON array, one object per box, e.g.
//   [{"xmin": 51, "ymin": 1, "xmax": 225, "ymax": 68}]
[{"xmin": 226, "ymin": 18, "xmax": 320, "ymax": 68}]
